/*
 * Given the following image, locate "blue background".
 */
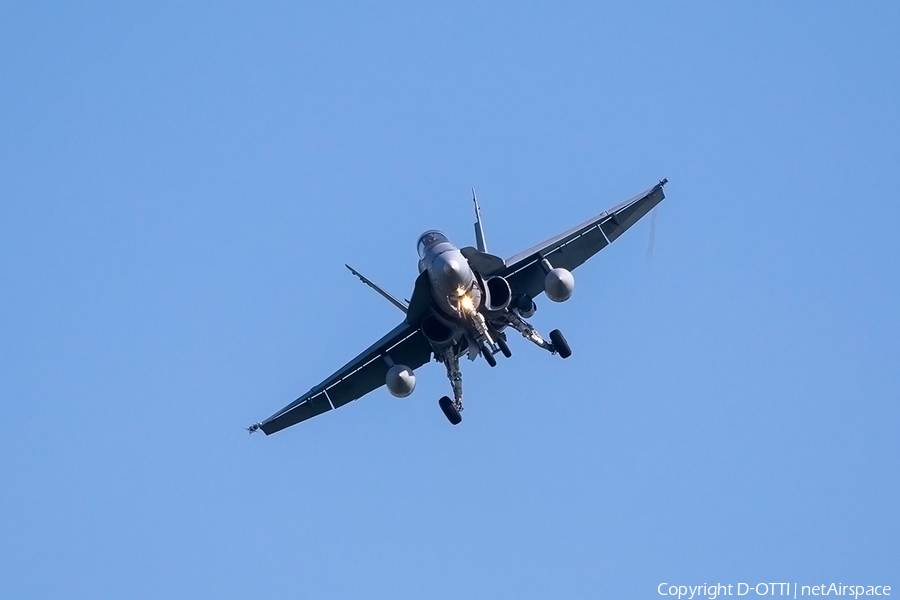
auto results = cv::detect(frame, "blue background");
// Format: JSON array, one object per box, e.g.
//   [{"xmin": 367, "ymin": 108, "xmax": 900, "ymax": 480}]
[{"xmin": 2, "ymin": 2, "xmax": 897, "ymax": 598}]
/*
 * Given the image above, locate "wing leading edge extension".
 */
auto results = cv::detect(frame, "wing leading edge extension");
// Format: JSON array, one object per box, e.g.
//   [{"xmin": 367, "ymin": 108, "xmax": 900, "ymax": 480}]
[
  {"xmin": 500, "ymin": 180, "xmax": 667, "ymax": 299},
  {"xmin": 252, "ymin": 322, "xmax": 432, "ymax": 435}
]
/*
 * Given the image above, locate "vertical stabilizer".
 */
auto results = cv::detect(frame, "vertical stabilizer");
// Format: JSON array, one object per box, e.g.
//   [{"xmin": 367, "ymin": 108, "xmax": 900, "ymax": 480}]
[{"xmin": 472, "ymin": 188, "xmax": 487, "ymax": 252}]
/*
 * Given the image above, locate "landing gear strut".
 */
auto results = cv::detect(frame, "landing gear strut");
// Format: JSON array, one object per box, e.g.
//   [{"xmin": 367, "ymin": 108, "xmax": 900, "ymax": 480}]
[
  {"xmin": 434, "ymin": 306, "xmax": 570, "ymax": 425},
  {"xmin": 502, "ymin": 311, "xmax": 572, "ymax": 358},
  {"xmin": 438, "ymin": 347, "xmax": 464, "ymax": 425}
]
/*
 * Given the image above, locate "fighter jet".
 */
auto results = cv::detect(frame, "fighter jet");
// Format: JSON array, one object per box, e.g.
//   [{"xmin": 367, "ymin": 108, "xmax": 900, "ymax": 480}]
[{"xmin": 248, "ymin": 180, "xmax": 667, "ymax": 434}]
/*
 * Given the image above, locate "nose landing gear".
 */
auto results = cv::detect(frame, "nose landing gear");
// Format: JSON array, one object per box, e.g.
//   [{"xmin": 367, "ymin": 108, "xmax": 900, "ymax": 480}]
[
  {"xmin": 495, "ymin": 333, "xmax": 512, "ymax": 358},
  {"xmin": 434, "ymin": 307, "xmax": 571, "ymax": 425},
  {"xmin": 480, "ymin": 344, "xmax": 498, "ymax": 367}
]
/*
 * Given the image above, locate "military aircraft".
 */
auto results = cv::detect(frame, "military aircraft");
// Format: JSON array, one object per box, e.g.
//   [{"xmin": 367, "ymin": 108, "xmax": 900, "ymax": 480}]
[{"xmin": 247, "ymin": 180, "xmax": 667, "ymax": 435}]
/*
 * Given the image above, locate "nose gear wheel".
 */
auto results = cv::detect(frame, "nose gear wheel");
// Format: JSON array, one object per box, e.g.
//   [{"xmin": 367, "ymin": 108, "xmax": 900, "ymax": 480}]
[{"xmin": 496, "ymin": 334, "xmax": 512, "ymax": 358}]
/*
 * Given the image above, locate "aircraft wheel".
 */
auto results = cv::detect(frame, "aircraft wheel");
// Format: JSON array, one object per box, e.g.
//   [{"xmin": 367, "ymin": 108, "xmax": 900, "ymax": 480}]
[
  {"xmin": 481, "ymin": 344, "xmax": 497, "ymax": 367},
  {"xmin": 496, "ymin": 335, "xmax": 512, "ymax": 358},
  {"xmin": 439, "ymin": 396, "xmax": 462, "ymax": 425},
  {"xmin": 549, "ymin": 329, "xmax": 571, "ymax": 359}
]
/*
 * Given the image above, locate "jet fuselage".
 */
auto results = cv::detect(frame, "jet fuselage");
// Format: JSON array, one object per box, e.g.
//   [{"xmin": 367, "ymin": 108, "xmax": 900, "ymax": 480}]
[{"xmin": 417, "ymin": 230, "xmax": 483, "ymax": 319}]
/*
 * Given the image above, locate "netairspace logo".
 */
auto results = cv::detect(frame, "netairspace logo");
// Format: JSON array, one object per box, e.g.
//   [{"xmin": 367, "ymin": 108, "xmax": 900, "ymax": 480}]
[{"xmin": 657, "ymin": 583, "xmax": 892, "ymax": 599}]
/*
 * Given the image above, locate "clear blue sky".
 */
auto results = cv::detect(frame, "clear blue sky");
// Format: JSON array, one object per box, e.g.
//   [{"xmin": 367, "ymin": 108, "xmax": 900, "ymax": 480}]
[{"xmin": 2, "ymin": 2, "xmax": 898, "ymax": 598}]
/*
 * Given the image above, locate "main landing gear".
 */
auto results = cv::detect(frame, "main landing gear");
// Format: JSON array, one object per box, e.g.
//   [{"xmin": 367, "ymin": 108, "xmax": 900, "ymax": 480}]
[
  {"xmin": 503, "ymin": 311, "xmax": 572, "ymax": 359},
  {"xmin": 549, "ymin": 329, "xmax": 571, "ymax": 359},
  {"xmin": 438, "ymin": 347, "xmax": 465, "ymax": 425},
  {"xmin": 439, "ymin": 396, "xmax": 462, "ymax": 425},
  {"xmin": 435, "ymin": 308, "xmax": 571, "ymax": 426}
]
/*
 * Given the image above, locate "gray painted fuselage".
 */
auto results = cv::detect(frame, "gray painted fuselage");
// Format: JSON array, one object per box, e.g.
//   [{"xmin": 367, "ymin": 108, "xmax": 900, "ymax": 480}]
[{"xmin": 417, "ymin": 230, "xmax": 483, "ymax": 320}]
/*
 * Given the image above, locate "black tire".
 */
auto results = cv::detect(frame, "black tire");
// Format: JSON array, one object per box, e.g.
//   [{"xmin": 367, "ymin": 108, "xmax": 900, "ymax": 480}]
[
  {"xmin": 549, "ymin": 329, "xmax": 571, "ymax": 359},
  {"xmin": 439, "ymin": 396, "xmax": 462, "ymax": 425},
  {"xmin": 496, "ymin": 335, "xmax": 512, "ymax": 358},
  {"xmin": 481, "ymin": 344, "xmax": 498, "ymax": 367}
]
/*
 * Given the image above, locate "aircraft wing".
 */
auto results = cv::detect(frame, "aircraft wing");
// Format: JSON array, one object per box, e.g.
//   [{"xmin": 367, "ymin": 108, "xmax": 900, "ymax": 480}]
[
  {"xmin": 254, "ymin": 322, "xmax": 433, "ymax": 435},
  {"xmin": 499, "ymin": 180, "xmax": 666, "ymax": 299}
]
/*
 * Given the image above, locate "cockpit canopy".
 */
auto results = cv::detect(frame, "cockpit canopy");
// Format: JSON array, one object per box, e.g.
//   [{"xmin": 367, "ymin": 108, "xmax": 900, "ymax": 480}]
[{"xmin": 416, "ymin": 230, "xmax": 449, "ymax": 259}]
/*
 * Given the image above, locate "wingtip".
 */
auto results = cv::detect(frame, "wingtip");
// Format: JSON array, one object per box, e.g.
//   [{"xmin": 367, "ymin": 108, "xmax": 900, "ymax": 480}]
[
  {"xmin": 247, "ymin": 423, "xmax": 261, "ymax": 435},
  {"xmin": 659, "ymin": 178, "xmax": 668, "ymax": 187}
]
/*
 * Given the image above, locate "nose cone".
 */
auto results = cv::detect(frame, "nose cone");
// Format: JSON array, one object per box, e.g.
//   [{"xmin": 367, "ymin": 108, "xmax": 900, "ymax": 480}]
[
  {"xmin": 442, "ymin": 259, "xmax": 461, "ymax": 277},
  {"xmin": 429, "ymin": 249, "xmax": 474, "ymax": 294}
]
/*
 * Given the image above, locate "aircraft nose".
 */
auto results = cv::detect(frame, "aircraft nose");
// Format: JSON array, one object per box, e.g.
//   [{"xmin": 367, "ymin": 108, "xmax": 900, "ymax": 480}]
[
  {"xmin": 428, "ymin": 249, "xmax": 474, "ymax": 294},
  {"xmin": 442, "ymin": 259, "xmax": 461, "ymax": 277}
]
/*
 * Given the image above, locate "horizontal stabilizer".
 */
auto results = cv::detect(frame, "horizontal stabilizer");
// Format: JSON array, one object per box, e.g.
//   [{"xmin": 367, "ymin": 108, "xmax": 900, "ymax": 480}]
[{"xmin": 346, "ymin": 264, "xmax": 409, "ymax": 314}]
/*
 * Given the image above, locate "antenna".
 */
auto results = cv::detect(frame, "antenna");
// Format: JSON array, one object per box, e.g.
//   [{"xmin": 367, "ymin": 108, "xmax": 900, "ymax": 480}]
[{"xmin": 473, "ymin": 188, "xmax": 487, "ymax": 252}]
